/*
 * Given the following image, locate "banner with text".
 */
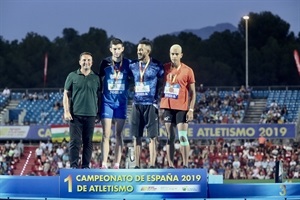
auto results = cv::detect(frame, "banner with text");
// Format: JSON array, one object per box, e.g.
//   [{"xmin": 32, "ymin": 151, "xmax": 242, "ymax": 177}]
[
  {"xmin": 122, "ymin": 123, "xmax": 296, "ymax": 139},
  {"xmin": 1, "ymin": 174, "xmax": 300, "ymax": 199},
  {"xmin": 0, "ymin": 123, "xmax": 296, "ymax": 141},
  {"xmin": 50, "ymin": 125, "xmax": 103, "ymax": 142},
  {"xmin": 59, "ymin": 169, "xmax": 207, "ymax": 199},
  {"xmin": 0, "ymin": 125, "xmax": 51, "ymax": 140}
]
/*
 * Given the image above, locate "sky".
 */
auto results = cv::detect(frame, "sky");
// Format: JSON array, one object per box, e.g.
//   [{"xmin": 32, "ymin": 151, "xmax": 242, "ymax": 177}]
[{"xmin": 0, "ymin": 0, "xmax": 299, "ymax": 44}]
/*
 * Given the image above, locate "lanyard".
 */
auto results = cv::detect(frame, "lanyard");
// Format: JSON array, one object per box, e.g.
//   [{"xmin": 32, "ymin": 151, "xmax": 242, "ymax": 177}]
[
  {"xmin": 169, "ymin": 74, "xmax": 177, "ymax": 84},
  {"xmin": 112, "ymin": 59, "xmax": 122, "ymax": 83},
  {"xmin": 168, "ymin": 64, "xmax": 181, "ymax": 84},
  {"xmin": 139, "ymin": 59, "xmax": 150, "ymax": 83}
]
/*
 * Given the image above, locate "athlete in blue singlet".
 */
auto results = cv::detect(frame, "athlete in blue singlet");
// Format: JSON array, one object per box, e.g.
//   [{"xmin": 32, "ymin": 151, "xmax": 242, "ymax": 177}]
[
  {"xmin": 129, "ymin": 39, "xmax": 164, "ymax": 169},
  {"xmin": 99, "ymin": 38, "xmax": 133, "ymax": 169}
]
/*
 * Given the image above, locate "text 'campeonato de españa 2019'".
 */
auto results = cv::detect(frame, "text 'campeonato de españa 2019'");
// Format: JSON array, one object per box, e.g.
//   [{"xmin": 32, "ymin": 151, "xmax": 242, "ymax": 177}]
[{"xmin": 74, "ymin": 174, "xmax": 202, "ymax": 192}]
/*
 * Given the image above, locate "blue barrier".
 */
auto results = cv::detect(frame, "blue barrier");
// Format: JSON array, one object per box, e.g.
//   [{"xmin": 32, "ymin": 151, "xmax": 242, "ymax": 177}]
[
  {"xmin": 0, "ymin": 123, "xmax": 296, "ymax": 141},
  {"xmin": 0, "ymin": 169, "xmax": 299, "ymax": 199}
]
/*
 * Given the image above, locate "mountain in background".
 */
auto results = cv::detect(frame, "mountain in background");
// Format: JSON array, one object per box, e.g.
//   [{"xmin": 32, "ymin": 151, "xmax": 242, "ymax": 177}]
[{"xmin": 171, "ymin": 23, "xmax": 238, "ymax": 40}]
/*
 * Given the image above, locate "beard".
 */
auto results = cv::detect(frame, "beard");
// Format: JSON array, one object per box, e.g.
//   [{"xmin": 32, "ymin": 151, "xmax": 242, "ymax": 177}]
[{"xmin": 138, "ymin": 54, "xmax": 145, "ymax": 61}]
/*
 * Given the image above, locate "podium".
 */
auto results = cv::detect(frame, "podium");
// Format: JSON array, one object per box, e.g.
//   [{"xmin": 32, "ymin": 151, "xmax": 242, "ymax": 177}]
[
  {"xmin": 1, "ymin": 168, "xmax": 300, "ymax": 199},
  {"xmin": 0, "ymin": 168, "xmax": 207, "ymax": 199}
]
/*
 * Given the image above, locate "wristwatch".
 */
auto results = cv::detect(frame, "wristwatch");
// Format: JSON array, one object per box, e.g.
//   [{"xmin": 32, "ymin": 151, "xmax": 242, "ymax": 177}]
[{"xmin": 189, "ymin": 108, "xmax": 194, "ymax": 112}]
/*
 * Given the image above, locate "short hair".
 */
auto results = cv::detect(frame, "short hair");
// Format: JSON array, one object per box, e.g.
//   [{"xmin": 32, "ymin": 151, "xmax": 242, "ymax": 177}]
[
  {"xmin": 170, "ymin": 44, "xmax": 182, "ymax": 53},
  {"xmin": 138, "ymin": 39, "xmax": 152, "ymax": 52},
  {"xmin": 79, "ymin": 52, "xmax": 92, "ymax": 60},
  {"xmin": 110, "ymin": 38, "xmax": 123, "ymax": 47}
]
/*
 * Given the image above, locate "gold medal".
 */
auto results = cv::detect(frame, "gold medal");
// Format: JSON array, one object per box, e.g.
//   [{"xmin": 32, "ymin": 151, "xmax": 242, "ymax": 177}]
[{"xmin": 169, "ymin": 86, "xmax": 174, "ymax": 92}]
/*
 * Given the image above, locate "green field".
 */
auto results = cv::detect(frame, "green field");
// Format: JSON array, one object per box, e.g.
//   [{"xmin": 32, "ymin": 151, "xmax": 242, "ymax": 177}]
[{"xmin": 224, "ymin": 179, "xmax": 300, "ymax": 184}]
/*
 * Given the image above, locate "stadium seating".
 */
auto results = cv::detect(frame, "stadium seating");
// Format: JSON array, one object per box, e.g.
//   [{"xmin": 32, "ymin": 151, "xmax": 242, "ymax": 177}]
[
  {"xmin": 252, "ymin": 89, "xmax": 300, "ymax": 122},
  {"xmin": 267, "ymin": 90, "xmax": 299, "ymax": 122},
  {"xmin": 1, "ymin": 89, "xmax": 299, "ymax": 179},
  {"xmin": 3, "ymin": 89, "xmax": 299, "ymax": 125},
  {"xmin": 251, "ymin": 90, "xmax": 269, "ymax": 99},
  {"xmin": 10, "ymin": 92, "xmax": 23, "ymax": 101},
  {"xmin": 0, "ymin": 94, "xmax": 9, "ymax": 109},
  {"xmin": 16, "ymin": 92, "xmax": 64, "ymax": 125}
]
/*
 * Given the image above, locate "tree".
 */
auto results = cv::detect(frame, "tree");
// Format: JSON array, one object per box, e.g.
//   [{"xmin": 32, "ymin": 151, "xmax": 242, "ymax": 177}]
[
  {"xmin": 238, "ymin": 11, "xmax": 300, "ymax": 86},
  {"xmin": 238, "ymin": 11, "xmax": 290, "ymax": 49},
  {"xmin": 1, "ymin": 11, "xmax": 299, "ymax": 88}
]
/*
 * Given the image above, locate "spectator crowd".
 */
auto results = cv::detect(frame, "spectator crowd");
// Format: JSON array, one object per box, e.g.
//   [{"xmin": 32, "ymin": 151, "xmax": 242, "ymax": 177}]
[
  {"xmin": 1, "ymin": 137, "xmax": 299, "ymax": 181},
  {"xmin": 0, "ymin": 85, "xmax": 299, "ymax": 180},
  {"xmin": 191, "ymin": 85, "xmax": 250, "ymax": 124}
]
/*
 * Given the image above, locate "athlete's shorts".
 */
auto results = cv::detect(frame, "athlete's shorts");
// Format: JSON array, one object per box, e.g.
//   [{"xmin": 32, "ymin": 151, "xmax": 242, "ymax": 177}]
[
  {"xmin": 163, "ymin": 109, "xmax": 187, "ymax": 124},
  {"xmin": 131, "ymin": 104, "xmax": 159, "ymax": 138},
  {"xmin": 101, "ymin": 102, "xmax": 127, "ymax": 119}
]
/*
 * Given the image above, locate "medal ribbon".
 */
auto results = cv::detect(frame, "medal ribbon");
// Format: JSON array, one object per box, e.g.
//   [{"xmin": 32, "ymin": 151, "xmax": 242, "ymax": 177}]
[
  {"xmin": 139, "ymin": 59, "xmax": 150, "ymax": 83},
  {"xmin": 169, "ymin": 74, "xmax": 177, "ymax": 84},
  {"xmin": 168, "ymin": 64, "xmax": 181, "ymax": 84},
  {"xmin": 112, "ymin": 59, "xmax": 122, "ymax": 84}
]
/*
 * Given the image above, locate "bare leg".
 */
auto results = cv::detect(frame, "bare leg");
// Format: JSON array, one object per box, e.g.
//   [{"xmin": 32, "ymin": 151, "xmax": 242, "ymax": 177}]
[
  {"xmin": 134, "ymin": 137, "xmax": 141, "ymax": 168},
  {"xmin": 165, "ymin": 122, "xmax": 176, "ymax": 168},
  {"xmin": 113, "ymin": 118, "xmax": 125, "ymax": 168},
  {"xmin": 177, "ymin": 123, "xmax": 190, "ymax": 167},
  {"xmin": 149, "ymin": 137, "xmax": 157, "ymax": 167},
  {"xmin": 101, "ymin": 118, "xmax": 112, "ymax": 168},
  {"xmin": 180, "ymin": 145, "xmax": 190, "ymax": 167}
]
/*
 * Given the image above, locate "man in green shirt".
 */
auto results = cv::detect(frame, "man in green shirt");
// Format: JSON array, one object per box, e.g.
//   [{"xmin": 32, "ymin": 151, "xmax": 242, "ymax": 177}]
[{"xmin": 63, "ymin": 52, "xmax": 101, "ymax": 169}]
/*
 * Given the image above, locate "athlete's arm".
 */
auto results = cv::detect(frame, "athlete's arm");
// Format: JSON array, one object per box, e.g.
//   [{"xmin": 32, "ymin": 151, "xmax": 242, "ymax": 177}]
[
  {"xmin": 157, "ymin": 76, "xmax": 165, "ymax": 99},
  {"xmin": 98, "ymin": 60, "xmax": 107, "ymax": 92},
  {"xmin": 63, "ymin": 90, "xmax": 72, "ymax": 121},
  {"xmin": 188, "ymin": 82, "xmax": 196, "ymax": 110},
  {"xmin": 186, "ymin": 82, "xmax": 196, "ymax": 122},
  {"xmin": 96, "ymin": 83, "xmax": 102, "ymax": 123}
]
